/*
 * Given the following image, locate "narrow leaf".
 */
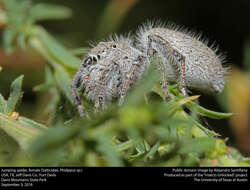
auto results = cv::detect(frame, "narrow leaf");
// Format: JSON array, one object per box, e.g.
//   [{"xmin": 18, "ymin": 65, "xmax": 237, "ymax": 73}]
[
  {"xmin": 0, "ymin": 94, "xmax": 6, "ymax": 113},
  {"xmin": 135, "ymin": 140, "xmax": 146, "ymax": 154},
  {"xmin": 115, "ymin": 139, "xmax": 134, "ymax": 152},
  {"xmin": 177, "ymin": 95, "xmax": 200, "ymax": 107},
  {"xmin": 5, "ymin": 75, "xmax": 24, "ymax": 115},
  {"xmin": 70, "ymin": 47, "xmax": 89, "ymax": 56},
  {"xmin": 29, "ymin": 38, "xmax": 75, "ymax": 105},
  {"xmin": 145, "ymin": 141, "xmax": 160, "ymax": 159},
  {"xmin": 3, "ymin": 28, "xmax": 17, "ymax": 54},
  {"xmin": 35, "ymin": 27, "xmax": 81, "ymax": 69},
  {"xmin": 17, "ymin": 33, "xmax": 27, "ymax": 50},
  {"xmin": 54, "ymin": 64, "xmax": 74, "ymax": 105},
  {"xmin": 29, "ymin": 3, "xmax": 72, "ymax": 23},
  {"xmin": 0, "ymin": 113, "xmax": 45, "ymax": 150},
  {"xmin": 18, "ymin": 116, "xmax": 48, "ymax": 131},
  {"xmin": 187, "ymin": 102, "xmax": 233, "ymax": 119},
  {"xmin": 33, "ymin": 66, "xmax": 54, "ymax": 92}
]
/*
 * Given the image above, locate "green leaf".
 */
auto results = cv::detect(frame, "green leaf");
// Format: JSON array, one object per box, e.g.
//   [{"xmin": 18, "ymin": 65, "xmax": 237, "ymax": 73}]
[
  {"xmin": 143, "ymin": 140, "xmax": 151, "ymax": 152},
  {"xmin": 54, "ymin": 64, "xmax": 74, "ymax": 105},
  {"xmin": 3, "ymin": 28, "xmax": 18, "ymax": 53},
  {"xmin": 17, "ymin": 33, "xmax": 28, "ymax": 50},
  {"xmin": 166, "ymin": 95, "xmax": 200, "ymax": 118},
  {"xmin": 0, "ymin": 129, "xmax": 19, "ymax": 162},
  {"xmin": 5, "ymin": 75, "xmax": 24, "ymax": 115},
  {"xmin": 0, "ymin": 94, "xmax": 7, "ymax": 113},
  {"xmin": 3, "ymin": 0, "xmax": 20, "ymax": 16},
  {"xmin": 44, "ymin": 87, "xmax": 60, "ymax": 122},
  {"xmin": 33, "ymin": 66, "xmax": 54, "ymax": 92},
  {"xmin": 33, "ymin": 65, "xmax": 61, "ymax": 123},
  {"xmin": 18, "ymin": 116, "xmax": 48, "ymax": 131},
  {"xmin": 29, "ymin": 37, "xmax": 75, "ymax": 105},
  {"xmin": 145, "ymin": 141, "xmax": 160, "ymax": 159},
  {"xmin": 29, "ymin": 3, "xmax": 72, "ymax": 23},
  {"xmin": 179, "ymin": 137, "xmax": 215, "ymax": 154},
  {"xmin": 187, "ymin": 102, "xmax": 233, "ymax": 119},
  {"xmin": 0, "ymin": 113, "xmax": 45, "ymax": 150},
  {"xmin": 115, "ymin": 139, "xmax": 134, "ymax": 152},
  {"xmin": 135, "ymin": 139, "xmax": 146, "ymax": 154},
  {"xmin": 3, "ymin": 0, "xmax": 30, "ymax": 28},
  {"xmin": 167, "ymin": 85, "xmax": 232, "ymax": 119},
  {"xmin": 70, "ymin": 47, "xmax": 89, "ymax": 57},
  {"xmin": 34, "ymin": 27, "xmax": 81, "ymax": 69},
  {"xmin": 33, "ymin": 83, "xmax": 52, "ymax": 92}
]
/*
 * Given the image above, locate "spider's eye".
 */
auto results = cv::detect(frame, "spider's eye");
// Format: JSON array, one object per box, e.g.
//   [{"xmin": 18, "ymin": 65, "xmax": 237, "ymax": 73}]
[
  {"xmin": 97, "ymin": 55, "xmax": 101, "ymax": 59},
  {"xmin": 83, "ymin": 56, "xmax": 92, "ymax": 67},
  {"xmin": 112, "ymin": 45, "xmax": 117, "ymax": 48},
  {"xmin": 93, "ymin": 56, "xmax": 97, "ymax": 62}
]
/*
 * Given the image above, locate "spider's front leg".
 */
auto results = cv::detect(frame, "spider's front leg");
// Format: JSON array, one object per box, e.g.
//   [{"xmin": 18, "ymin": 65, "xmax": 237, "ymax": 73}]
[
  {"xmin": 94, "ymin": 61, "xmax": 119, "ymax": 112},
  {"xmin": 94, "ymin": 80, "xmax": 106, "ymax": 112},
  {"xmin": 147, "ymin": 34, "xmax": 187, "ymax": 97},
  {"xmin": 71, "ymin": 75, "xmax": 86, "ymax": 117},
  {"xmin": 71, "ymin": 57, "xmax": 92, "ymax": 117},
  {"xmin": 119, "ymin": 55, "xmax": 146, "ymax": 105}
]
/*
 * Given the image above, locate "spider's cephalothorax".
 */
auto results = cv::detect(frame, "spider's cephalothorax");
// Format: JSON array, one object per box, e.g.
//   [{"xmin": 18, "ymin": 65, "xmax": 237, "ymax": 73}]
[
  {"xmin": 71, "ymin": 21, "xmax": 227, "ymax": 117},
  {"xmin": 71, "ymin": 35, "xmax": 148, "ymax": 117}
]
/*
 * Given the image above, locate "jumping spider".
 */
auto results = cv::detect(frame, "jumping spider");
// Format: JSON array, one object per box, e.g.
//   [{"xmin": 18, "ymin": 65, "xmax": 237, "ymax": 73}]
[{"xmin": 71, "ymin": 21, "xmax": 227, "ymax": 117}]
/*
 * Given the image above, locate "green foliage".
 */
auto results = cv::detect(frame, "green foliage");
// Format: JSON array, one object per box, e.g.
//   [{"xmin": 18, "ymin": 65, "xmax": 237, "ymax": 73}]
[
  {"xmin": 0, "ymin": 0, "xmax": 249, "ymax": 167},
  {"xmin": 2, "ymin": 0, "xmax": 72, "ymax": 53},
  {"xmin": 0, "ymin": 75, "xmax": 23, "ymax": 115},
  {"xmin": 29, "ymin": 3, "xmax": 72, "ymax": 23},
  {"xmin": 5, "ymin": 75, "xmax": 24, "ymax": 115}
]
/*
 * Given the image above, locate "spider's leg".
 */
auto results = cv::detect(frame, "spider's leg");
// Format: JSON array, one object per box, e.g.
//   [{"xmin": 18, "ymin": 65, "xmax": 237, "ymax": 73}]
[
  {"xmin": 174, "ymin": 51, "xmax": 187, "ymax": 96},
  {"xmin": 146, "ymin": 37, "xmax": 170, "ymax": 100},
  {"xmin": 159, "ymin": 61, "xmax": 171, "ymax": 100},
  {"xmin": 94, "ymin": 80, "xmax": 107, "ymax": 112},
  {"xmin": 71, "ymin": 72, "xmax": 86, "ymax": 117},
  {"xmin": 94, "ymin": 95, "xmax": 105, "ymax": 113},
  {"xmin": 94, "ymin": 79, "xmax": 106, "ymax": 112},
  {"xmin": 147, "ymin": 34, "xmax": 187, "ymax": 97},
  {"xmin": 118, "ymin": 71, "xmax": 133, "ymax": 106},
  {"xmin": 71, "ymin": 57, "xmax": 92, "ymax": 117},
  {"xmin": 119, "ymin": 55, "xmax": 146, "ymax": 105},
  {"xmin": 94, "ymin": 62, "xmax": 118, "ymax": 111}
]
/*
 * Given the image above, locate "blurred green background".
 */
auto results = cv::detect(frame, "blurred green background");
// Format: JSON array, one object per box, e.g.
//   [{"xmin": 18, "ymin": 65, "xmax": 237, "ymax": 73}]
[{"xmin": 0, "ymin": 0, "xmax": 250, "ymax": 156}]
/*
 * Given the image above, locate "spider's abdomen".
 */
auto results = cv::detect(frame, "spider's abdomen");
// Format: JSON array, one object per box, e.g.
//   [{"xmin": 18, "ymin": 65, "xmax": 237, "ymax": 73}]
[{"xmin": 137, "ymin": 25, "xmax": 226, "ymax": 93}]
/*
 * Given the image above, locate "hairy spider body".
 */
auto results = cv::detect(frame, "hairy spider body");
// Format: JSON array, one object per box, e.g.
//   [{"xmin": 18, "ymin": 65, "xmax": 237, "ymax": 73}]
[{"xmin": 71, "ymin": 21, "xmax": 226, "ymax": 117}]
